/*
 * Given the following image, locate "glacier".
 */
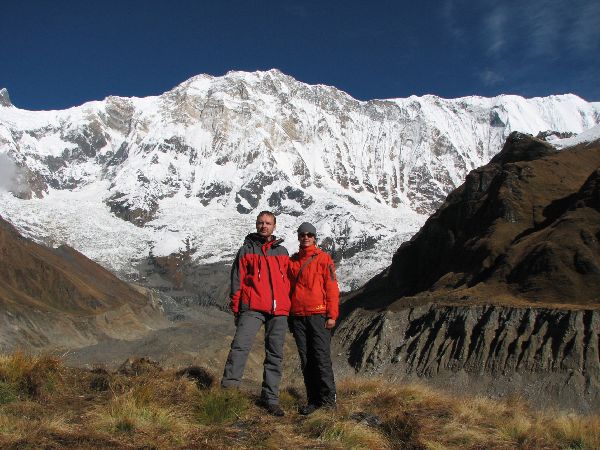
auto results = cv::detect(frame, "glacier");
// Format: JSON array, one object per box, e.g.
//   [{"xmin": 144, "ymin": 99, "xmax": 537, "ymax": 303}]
[{"xmin": 0, "ymin": 69, "xmax": 599, "ymax": 291}]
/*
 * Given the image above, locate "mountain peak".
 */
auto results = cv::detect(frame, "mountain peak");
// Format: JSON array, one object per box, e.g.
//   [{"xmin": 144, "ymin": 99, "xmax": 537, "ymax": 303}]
[
  {"xmin": 226, "ymin": 68, "xmax": 284, "ymax": 77},
  {"xmin": 1, "ymin": 71, "xmax": 600, "ymax": 291},
  {"xmin": 490, "ymin": 131, "xmax": 557, "ymax": 165},
  {"xmin": 0, "ymin": 88, "xmax": 12, "ymax": 107}
]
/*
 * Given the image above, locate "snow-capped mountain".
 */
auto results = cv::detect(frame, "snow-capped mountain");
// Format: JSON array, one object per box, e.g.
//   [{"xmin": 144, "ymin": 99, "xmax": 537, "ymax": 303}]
[{"xmin": 0, "ymin": 70, "xmax": 599, "ymax": 290}]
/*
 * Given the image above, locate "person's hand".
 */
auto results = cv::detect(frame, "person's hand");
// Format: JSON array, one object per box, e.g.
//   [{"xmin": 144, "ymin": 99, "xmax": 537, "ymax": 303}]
[{"xmin": 325, "ymin": 319, "xmax": 336, "ymax": 329}]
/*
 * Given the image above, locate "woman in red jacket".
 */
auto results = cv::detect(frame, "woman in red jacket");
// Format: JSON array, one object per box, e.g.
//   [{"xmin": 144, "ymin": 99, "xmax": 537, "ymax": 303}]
[{"xmin": 288, "ymin": 222, "xmax": 339, "ymax": 415}]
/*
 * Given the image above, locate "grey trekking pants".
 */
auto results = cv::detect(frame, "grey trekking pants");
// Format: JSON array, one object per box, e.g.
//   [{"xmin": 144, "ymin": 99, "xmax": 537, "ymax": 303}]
[{"xmin": 221, "ymin": 309, "xmax": 287, "ymax": 405}]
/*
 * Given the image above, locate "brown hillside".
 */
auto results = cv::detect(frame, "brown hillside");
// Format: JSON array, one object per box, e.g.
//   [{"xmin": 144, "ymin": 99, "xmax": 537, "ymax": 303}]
[
  {"xmin": 0, "ymin": 215, "xmax": 166, "ymax": 351},
  {"xmin": 345, "ymin": 132, "xmax": 600, "ymax": 310}
]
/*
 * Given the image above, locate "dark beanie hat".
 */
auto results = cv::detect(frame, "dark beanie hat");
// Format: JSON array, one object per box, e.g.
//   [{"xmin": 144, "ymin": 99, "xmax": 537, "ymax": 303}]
[{"xmin": 297, "ymin": 222, "xmax": 317, "ymax": 237}]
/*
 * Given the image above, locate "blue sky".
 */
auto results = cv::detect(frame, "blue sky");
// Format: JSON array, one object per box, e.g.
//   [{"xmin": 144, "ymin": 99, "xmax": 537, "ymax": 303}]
[{"xmin": 1, "ymin": 0, "xmax": 599, "ymax": 110}]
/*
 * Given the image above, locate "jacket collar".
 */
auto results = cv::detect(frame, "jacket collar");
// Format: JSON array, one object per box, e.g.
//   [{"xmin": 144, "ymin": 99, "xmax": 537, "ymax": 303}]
[
  {"xmin": 245, "ymin": 233, "xmax": 284, "ymax": 247},
  {"xmin": 298, "ymin": 244, "xmax": 320, "ymax": 258}
]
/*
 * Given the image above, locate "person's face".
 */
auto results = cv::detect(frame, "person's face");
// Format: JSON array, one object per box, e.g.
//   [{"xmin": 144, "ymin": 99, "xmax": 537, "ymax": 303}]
[
  {"xmin": 256, "ymin": 214, "xmax": 276, "ymax": 238},
  {"xmin": 298, "ymin": 232, "xmax": 316, "ymax": 248}
]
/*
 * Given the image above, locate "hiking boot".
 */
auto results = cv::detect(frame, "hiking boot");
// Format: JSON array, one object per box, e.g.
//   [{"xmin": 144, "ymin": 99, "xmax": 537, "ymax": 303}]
[
  {"xmin": 299, "ymin": 403, "xmax": 319, "ymax": 415},
  {"xmin": 265, "ymin": 403, "xmax": 285, "ymax": 417},
  {"xmin": 321, "ymin": 402, "xmax": 337, "ymax": 412}
]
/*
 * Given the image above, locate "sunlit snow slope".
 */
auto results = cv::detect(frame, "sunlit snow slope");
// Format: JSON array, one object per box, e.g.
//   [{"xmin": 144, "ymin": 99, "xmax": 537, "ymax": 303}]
[{"xmin": 0, "ymin": 71, "xmax": 599, "ymax": 290}]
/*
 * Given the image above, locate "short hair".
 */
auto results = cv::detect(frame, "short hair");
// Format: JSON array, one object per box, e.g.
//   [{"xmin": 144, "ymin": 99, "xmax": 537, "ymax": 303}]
[{"xmin": 256, "ymin": 210, "xmax": 276, "ymax": 224}]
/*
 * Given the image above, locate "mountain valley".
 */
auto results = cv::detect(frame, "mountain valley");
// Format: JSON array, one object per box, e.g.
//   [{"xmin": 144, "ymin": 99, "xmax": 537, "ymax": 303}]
[{"xmin": 1, "ymin": 71, "xmax": 599, "ymax": 412}]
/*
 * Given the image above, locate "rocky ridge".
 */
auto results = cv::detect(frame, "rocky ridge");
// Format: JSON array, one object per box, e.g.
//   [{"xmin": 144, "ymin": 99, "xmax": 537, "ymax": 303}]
[
  {"xmin": 1, "ymin": 70, "xmax": 599, "ymax": 290},
  {"xmin": 336, "ymin": 133, "xmax": 600, "ymax": 412}
]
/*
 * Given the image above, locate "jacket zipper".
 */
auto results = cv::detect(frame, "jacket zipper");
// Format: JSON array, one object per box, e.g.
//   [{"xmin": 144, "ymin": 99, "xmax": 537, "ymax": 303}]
[{"xmin": 263, "ymin": 243, "xmax": 276, "ymax": 314}]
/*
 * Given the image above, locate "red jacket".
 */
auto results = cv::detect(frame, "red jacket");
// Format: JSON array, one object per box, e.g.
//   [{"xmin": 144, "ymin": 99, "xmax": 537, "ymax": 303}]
[
  {"xmin": 288, "ymin": 246, "xmax": 339, "ymax": 321},
  {"xmin": 230, "ymin": 233, "xmax": 290, "ymax": 316}
]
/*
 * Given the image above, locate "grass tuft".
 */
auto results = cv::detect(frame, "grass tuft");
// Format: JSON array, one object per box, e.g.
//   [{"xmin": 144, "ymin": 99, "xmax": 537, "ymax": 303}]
[
  {"xmin": 381, "ymin": 412, "xmax": 423, "ymax": 450},
  {"xmin": 0, "ymin": 351, "xmax": 61, "ymax": 399},
  {"xmin": 279, "ymin": 385, "xmax": 303, "ymax": 411},
  {"xmin": 301, "ymin": 409, "xmax": 390, "ymax": 449},
  {"xmin": 176, "ymin": 365, "xmax": 215, "ymax": 390},
  {"xmin": 195, "ymin": 388, "xmax": 250, "ymax": 425},
  {"xmin": 90, "ymin": 389, "xmax": 185, "ymax": 436},
  {"xmin": 0, "ymin": 381, "xmax": 18, "ymax": 404},
  {"xmin": 548, "ymin": 413, "xmax": 600, "ymax": 450}
]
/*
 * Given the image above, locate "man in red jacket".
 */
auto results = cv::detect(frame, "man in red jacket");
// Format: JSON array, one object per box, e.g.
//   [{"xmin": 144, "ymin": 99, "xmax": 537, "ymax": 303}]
[
  {"xmin": 288, "ymin": 222, "xmax": 339, "ymax": 415},
  {"xmin": 221, "ymin": 211, "xmax": 290, "ymax": 416}
]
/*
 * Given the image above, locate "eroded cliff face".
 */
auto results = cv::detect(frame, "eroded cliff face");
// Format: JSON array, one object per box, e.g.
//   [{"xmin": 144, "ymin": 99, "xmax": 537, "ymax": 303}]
[
  {"xmin": 334, "ymin": 304, "xmax": 599, "ymax": 412},
  {"xmin": 335, "ymin": 134, "xmax": 600, "ymax": 412}
]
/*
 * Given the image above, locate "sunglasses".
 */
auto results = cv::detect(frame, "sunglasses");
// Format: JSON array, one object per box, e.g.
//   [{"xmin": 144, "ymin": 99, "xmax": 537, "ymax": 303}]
[{"xmin": 298, "ymin": 233, "xmax": 315, "ymax": 238}]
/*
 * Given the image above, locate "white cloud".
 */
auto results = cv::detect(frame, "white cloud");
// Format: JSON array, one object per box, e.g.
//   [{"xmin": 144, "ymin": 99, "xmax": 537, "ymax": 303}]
[
  {"xmin": 441, "ymin": 0, "xmax": 464, "ymax": 41},
  {"xmin": 568, "ymin": 1, "xmax": 600, "ymax": 54},
  {"xmin": 481, "ymin": 0, "xmax": 600, "ymax": 60},
  {"xmin": 480, "ymin": 69, "xmax": 504, "ymax": 86},
  {"xmin": 483, "ymin": 6, "xmax": 508, "ymax": 56},
  {"xmin": 522, "ymin": 0, "xmax": 564, "ymax": 58}
]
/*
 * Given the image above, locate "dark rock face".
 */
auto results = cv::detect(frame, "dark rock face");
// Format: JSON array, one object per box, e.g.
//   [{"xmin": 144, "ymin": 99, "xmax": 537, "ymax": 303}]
[
  {"xmin": 406, "ymin": 164, "xmax": 453, "ymax": 214},
  {"xmin": 10, "ymin": 167, "xmax": 48, "ymax": 200},
  {"xmin": 101, "ymin": 142, "xmax": 130, "ymax": 169},
  {"xmin": 197, "ymin": 182, "xmax": 232, "ymax": 206},
  {"xmin": 337, "ymin": 133, "xmax": 600, "ymax": 412},
  {"xmin": 490, "ymin": 131, "xmax": 557, "ymax": 164},
  {"xmin": 578, "ymin": 168, "xmax": 600, "ymax": 210},
  {"xmin": 156, "ymin": 136, "xmax": 195, "ymax": 156},
  {"xmin": 489, "ymin": 110, "xmax": 506, "ymax": 128},
  {"xmin": 321, "ymin": 235, "xmax": 378, "ymax": 262},
  {"xmin": 536, "ymin": 130, "xmax": 577, "ymax": 141},
  {"xmin": 267, "ymin": 186, "xmax": 314, "ymax": 216},
  {"xmin": 0, "ymin": 153, "xmax": 47, "ymax": 199},
  {"xmin": 63, "ymin": 120, "xmax": 108, "ymax": 160},
  {"xmin": 351, "ymin": 132, "xmax": 600, "ymax": 306},
  {"xmin": 235, "ymin": 173, "xmax": 278, "ymax": 214},
  {"xmin": 103, "ymin": 97, "xmax": 134, "ymax": 135},
  {"xmin": 105, "ymin": 192, "xmax": 158, "ymax": 227},
  {"xmin": 335, "ymin": 304, "xmax": 599, "ymax": 412},
  {"xmin": 0, "ymin": 88, "xmax": 12, "ymax": 107}
]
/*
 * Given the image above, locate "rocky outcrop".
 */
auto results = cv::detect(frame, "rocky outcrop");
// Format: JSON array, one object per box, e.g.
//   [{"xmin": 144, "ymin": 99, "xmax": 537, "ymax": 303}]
[
  {"xmin": 268, "ymin": 186, "xmax": 314, "ymax": 217},
  {"xmin": 335, "ymin": 304, "xmax": 599, "ymax": 412},
  {"xmin": 0, "ymin": 88, "xmax": 11, "ymax": 107},
  {"xmin": 105, "ymin": 191, "xmax": 159, "ymax": 227},
  {"xmin": 346, "ymin": 133, "xmax": 600, "ymax": 309},
  {"xmin": 337, "ymin": 134, "xmax": 600, "ymax": 412}
]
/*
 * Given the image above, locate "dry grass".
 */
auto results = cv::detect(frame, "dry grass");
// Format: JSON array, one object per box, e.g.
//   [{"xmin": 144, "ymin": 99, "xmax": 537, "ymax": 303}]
[
  {"xmin": 0, "ymin": 351, "xmax": 61, "ymax": 400},
  {"xmin": 0, "ymin": 352, "xmax": 598, "ymax": 449},
  {"xmin": 301, "ymin": 408, "xmax": 389, "ymax": 449},
  {"xmin": 90, "ymin": 390, "xmax": 187, "ymax": 435},
  {"xmin": 546, "ymin": 414, "xmax": 600, "ymax": 449},
  {"xmin": 195, "ymin": 388, "xmax": 250, "ymax": 425}
]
